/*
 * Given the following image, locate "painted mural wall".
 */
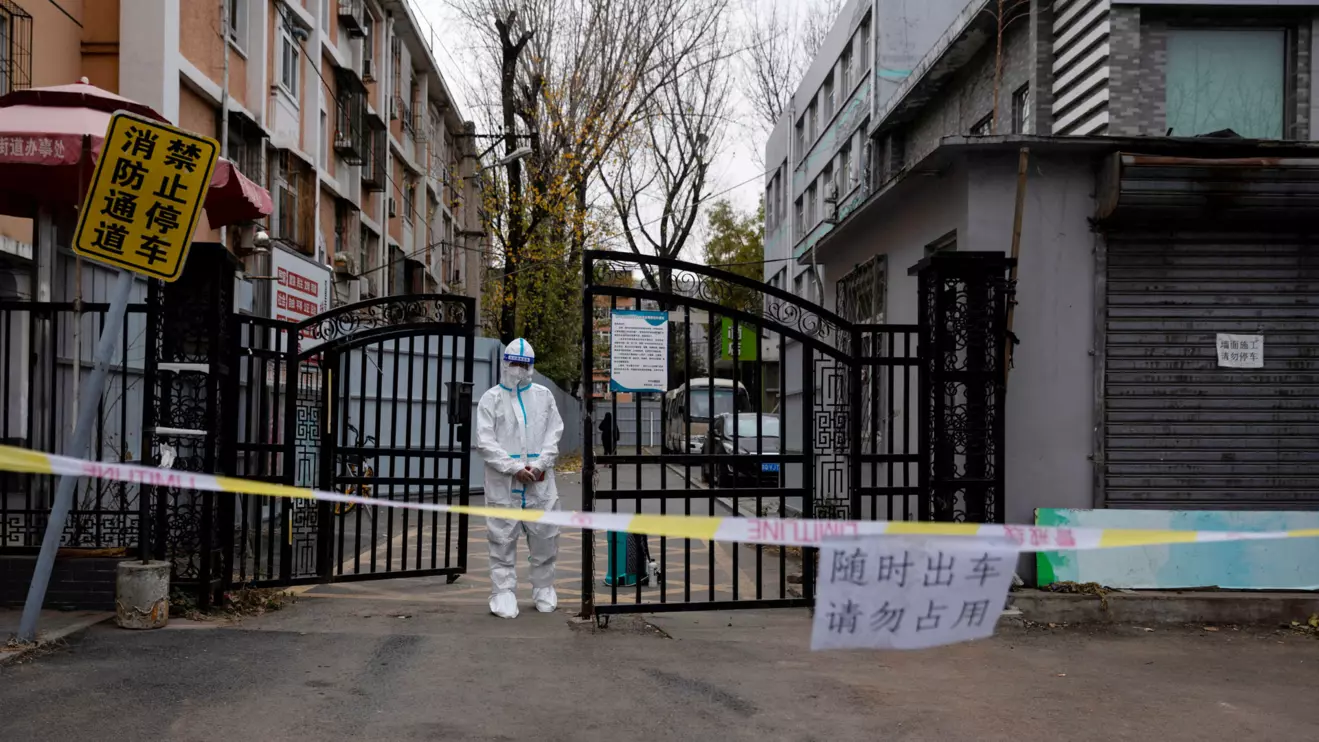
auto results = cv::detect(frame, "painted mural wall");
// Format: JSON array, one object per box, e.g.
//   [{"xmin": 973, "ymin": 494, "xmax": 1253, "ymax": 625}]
[{"xmin": 1037, "ymin": 508, "xmax": 1319, "ymax": 590}]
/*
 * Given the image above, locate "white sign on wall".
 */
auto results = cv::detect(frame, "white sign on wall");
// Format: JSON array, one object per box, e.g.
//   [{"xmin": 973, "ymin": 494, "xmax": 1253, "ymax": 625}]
[
  {"xmin": 811, "ymin": 537, "xmax": 1018, "ymax": 651},
  {"xmin": 271, "ymin": 246, "xmax": 333, "ymax": 349},
  {"xmin": 1216, "ymin": 333, "xmax": 1264, "ymax": 369},
  {"xmin": 610, "ymin": 309, "xmax": 668, "ymax": 393}
]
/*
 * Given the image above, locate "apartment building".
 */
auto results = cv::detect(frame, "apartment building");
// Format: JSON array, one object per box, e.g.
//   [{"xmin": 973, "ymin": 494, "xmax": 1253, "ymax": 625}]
[
  {"xmin": 768, "ymin": 0, "xmax": 1319, "ymax": 540},
  {"xmin": 0, "ymin": 0, "xmax": 483, "ymax": 318},
  {"xmin": 762, "ymin": 0, "xmax": 965, "ymax": 307}
]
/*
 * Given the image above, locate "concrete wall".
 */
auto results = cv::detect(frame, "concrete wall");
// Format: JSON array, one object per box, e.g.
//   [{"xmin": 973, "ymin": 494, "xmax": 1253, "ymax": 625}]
[
  {"xmin": 963, "ymin": 152, "xmax": 1096, "ymax": 534},
  {"xmin": 817, "ymin": 151, "xmax": 1097, "ymax": 560},
  {"xmin": 875, "ymin": 0, "xmax": 969, "ymax": 111}
]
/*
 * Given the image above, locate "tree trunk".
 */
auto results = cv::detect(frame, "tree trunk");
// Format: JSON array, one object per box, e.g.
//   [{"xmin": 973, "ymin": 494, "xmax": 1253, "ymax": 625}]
[{"xmin": 497, "ymin": 13, "xmax": 530, "ymax": 343}]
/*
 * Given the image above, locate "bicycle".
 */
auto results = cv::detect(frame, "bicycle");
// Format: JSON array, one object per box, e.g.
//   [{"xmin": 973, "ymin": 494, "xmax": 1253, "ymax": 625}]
[{"xmin": 335, "ymin": 426, "xmax": 377, "ymax": 517}]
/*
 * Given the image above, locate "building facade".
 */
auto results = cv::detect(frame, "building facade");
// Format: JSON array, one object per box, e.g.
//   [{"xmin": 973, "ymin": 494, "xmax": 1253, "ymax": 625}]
[
  {"xmin": 0, "ymin": 0, "xmax": 484, "ymax": 317},
  {"xmin": 769, "ymin": 0, "xmax": 1319, "ymax": 548}
]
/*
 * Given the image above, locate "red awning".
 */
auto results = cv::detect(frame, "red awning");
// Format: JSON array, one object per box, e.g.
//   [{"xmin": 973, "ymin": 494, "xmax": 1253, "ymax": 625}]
[
  {"xmin": 207, "ymin": 158, "xmax": 275, "ymax": 227},
  {"xmin": 0, "ymin": 81, "xmax": 273, "ymax": 227}
]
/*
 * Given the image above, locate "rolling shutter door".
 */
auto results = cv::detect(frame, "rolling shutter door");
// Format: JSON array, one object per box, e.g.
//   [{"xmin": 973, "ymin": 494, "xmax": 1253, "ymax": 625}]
[{"xmin": 1103, "ymin": 235, "xmax": 1319, "ymax": 509}]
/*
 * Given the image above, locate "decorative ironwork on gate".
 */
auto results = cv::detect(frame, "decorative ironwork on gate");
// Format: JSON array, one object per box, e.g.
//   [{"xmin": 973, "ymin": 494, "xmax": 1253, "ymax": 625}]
[
  {"xmin": 226, "ymin": 292, "xmax": 476, "ymax": 589},
  {"xmin": 580, "ymin": 250, "xmax": 1013, "ymax": 622},
  {"xmin": 914, "ymin": 252, "xmax": 1015, "ymax": 524}
]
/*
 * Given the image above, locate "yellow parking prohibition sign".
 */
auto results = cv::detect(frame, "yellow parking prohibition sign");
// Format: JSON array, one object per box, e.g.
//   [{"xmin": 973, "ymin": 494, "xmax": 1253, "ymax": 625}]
[{"xmin": 72, "ymin": 110, "xmax": 219, "ymax": 282}]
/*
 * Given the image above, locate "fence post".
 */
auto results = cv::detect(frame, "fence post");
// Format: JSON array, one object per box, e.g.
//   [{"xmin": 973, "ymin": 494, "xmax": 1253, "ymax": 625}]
[{"xmin": 579, "ymin": 253, "xmax": 595, "ymax": 620}]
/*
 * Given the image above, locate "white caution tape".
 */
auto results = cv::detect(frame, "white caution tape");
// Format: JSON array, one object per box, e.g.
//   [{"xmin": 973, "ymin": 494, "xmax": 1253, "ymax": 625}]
[{"xmin": 2, "ymin": 444, "xmax": 1317, "ymax": 551}]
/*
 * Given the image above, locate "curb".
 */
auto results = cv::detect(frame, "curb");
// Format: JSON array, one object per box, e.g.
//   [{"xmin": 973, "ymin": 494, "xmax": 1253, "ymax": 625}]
[
  {"xmin": 1011, "ymin": 589, "xmax": 1319, "ymax": 626},
  {"xmin": 2, "ymin": 612, "xmax": 113, "ymax": 666}
]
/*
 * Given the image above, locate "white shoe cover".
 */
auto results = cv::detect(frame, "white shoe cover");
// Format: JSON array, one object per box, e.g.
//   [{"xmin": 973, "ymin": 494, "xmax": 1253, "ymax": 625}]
[
  {"xmin": 490, "ymin": 591, "xmax": 519, "ymax": 619},
  {"xmin": 533, "ymin": 586, "xmax": 557, "ymax": 613}
]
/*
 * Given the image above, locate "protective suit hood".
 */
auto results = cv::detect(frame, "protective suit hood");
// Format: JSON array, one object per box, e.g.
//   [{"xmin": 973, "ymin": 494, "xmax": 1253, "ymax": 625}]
[{"xmin": 501, "ymin": 338, "xmax": 536, "ymax": 390}]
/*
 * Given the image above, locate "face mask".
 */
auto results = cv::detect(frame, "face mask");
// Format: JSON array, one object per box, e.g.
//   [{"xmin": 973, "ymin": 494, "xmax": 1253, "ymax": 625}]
[{"xmin": 506, "ymin": 365, "xmax": 533, "ymax": 386}]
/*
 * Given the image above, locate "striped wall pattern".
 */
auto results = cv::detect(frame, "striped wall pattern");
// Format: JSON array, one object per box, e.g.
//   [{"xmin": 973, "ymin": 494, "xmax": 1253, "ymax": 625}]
[{"xmin": 1052, "ymin": 0, "xmax": 1112, "ymax": 136}]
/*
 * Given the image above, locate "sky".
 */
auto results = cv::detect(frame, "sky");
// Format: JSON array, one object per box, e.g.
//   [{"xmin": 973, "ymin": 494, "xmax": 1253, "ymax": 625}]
[{"xmin": 410, "ymin": 0, "xmax": 771, "ymax": 261}]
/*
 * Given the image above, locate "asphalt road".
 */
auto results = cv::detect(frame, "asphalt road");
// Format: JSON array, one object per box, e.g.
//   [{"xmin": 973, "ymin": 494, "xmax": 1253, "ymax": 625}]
[
  {"xmin": 7, "ymin": 462, "xmax": 1319, "ymax": 740},
  {"xmin": 4, "ymin": 604, "xmax": 1319, "ymax": 741}
]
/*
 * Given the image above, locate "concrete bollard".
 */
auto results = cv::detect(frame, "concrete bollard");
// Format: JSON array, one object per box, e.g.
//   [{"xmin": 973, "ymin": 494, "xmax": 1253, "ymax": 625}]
[{"xmin": 115, "ymin": 560, "xmax": 171, "ymax": 629}]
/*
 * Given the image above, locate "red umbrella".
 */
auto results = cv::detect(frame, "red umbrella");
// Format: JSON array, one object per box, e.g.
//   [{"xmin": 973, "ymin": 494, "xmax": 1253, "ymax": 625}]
[{"xmin": 0, "ymin": 80, "xmax": 272, "ymax": 226}]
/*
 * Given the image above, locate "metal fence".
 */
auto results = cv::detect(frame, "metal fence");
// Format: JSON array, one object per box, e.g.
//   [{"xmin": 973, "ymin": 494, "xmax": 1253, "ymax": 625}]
[{"xmin": 0, "ymin": 297, "xmax": 153, "ymax": 551}]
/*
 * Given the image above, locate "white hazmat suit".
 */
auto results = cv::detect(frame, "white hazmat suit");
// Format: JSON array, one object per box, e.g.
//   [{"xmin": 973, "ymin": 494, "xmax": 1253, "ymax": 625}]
[{"xmin": 476, "ymin": 338, "xmax": 565, "ymax": 619}]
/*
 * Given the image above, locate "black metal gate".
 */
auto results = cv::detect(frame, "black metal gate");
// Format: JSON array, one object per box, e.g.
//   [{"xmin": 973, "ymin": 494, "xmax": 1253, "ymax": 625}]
[
  {"xmin": 580, "ymin": 251, "xmax": 1011, "ymax": 620},
  {"xmin": 228, "ymin": 294, "xmax": 476, "ymax": 587}
]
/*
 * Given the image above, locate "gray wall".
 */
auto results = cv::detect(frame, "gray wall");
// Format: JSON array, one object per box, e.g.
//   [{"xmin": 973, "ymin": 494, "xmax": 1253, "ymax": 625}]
[{"xmin": 818, "ymin": 151, "xmax": 1098, "ymax": 533}]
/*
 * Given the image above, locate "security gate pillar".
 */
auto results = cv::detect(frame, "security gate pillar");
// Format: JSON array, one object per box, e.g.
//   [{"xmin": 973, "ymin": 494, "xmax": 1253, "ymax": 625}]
[{"xmin": 913, "ymin": 252, "xmax": 1015, "ymax": 524}]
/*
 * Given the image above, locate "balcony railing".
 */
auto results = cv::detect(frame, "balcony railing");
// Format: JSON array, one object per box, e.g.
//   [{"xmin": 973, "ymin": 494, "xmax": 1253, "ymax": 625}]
[
  {"xmin": 361, "ymin": 126, "xmax": 388, "ymax": 192},
  {"xmin": 333, "ymin": 68, "xmax": 369, "ymax": 165},
  {"xmin": 338, "ymin": 0, "xmax": 367, "ymax": 38}
]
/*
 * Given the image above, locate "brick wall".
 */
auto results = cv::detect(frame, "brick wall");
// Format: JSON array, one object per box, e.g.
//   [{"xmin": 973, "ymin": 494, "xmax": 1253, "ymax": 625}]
[
  {"xmin": 0, "ymin": 556, "xmax": 118, "ymax": 611},
  {"xmin": 1111, "ymin": 6, "xmax": 1313, "ymax": 139},
  {"xmin": 905, "ymin": 19, "xmax": 1036, "ymax": 166}
]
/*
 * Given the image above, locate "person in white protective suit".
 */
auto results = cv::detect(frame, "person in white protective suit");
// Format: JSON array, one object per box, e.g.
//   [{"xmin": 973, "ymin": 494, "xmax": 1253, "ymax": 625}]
[{"xmin": 476, "ymin": 338, "xmax": 565, "ymax": 619}]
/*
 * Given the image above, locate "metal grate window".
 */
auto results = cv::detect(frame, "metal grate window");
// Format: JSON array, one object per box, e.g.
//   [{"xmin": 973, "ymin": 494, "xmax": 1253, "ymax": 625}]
[
  {"xmin": 835, "ymin": 255, "xmax": 886, "ymax": 324},
  {"xmin": 0, "ymin": 2, "xmax": 31, "ymax": 97}
]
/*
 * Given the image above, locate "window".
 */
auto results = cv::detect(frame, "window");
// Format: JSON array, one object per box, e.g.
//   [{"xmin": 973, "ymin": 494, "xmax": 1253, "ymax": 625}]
[
  {"xmin": 839, "ymin": 143, "xmax": 852, "ymax": 191},
  {"xmin": 769, "ymin": 268, "xmax": 786, "ymax": 290},
  {"xmin": 926, "ymin": 231, "xmax": 957, "ymax": 257},
  {"xmin": 969, "ymin": 113, "xmax": 993, "ymax": 136},
  {"xmin": 403, "ymin": 178, "xmax": 416, "ymax": 220},
  {"xmin": 362, "ymin": 14, "xmax": 375, "ymax": 71},
  {"xmin": 391, "ymin": 36, "xmax": 403, "ymax": 92},
  {"xmin": 319, "ymin": 110, "xmax": 328, "ymax": 167},
  {"xmin": 858, "ymin": 20, "xmax": 870, "ymax": 72},
  {"xmin": 835, "ymin": 256, "xmax": 885, "ymax": 324},
  {"xmin": 806, "ymin": 182, "xmax": 818, "ymax": 228},
  {"xmin": 807, "ymin": 98, "xmax": 818, "ymax": 143},
  {"xmin": 280, "ymin": 29, "xmax": 300, "ymax": 99},
  {"xmin": 321, "ymin": 0, "xmax": 330, "ymax": 33},
  {"xmin": 822, "ymin": 72, "xmax": 835, "ymax": 121},
  {"xmin": 0, "ymin": 2, "xmax": 30, "ymax": 97},
  {"xmin": 1166, "ymin": 28, "xmax": 1286, "ymax": 140},
  {"xmin": 1012, "ymin": 84, "xmax": 1032, "ymax": 134},
  {"xmin": 226, "ymin": 0, "xmax": 246, "ymax": 46},
  {"xmin": 274, "ymin": 152, "xmax": 304, "ymax": 250},
  {"xmin": 840, "ymin": 48, "xmax": 852, "ymax": 94},
  {"xmin": 795, "ymin": 120, "xmax": 805, "ymax": 158}
]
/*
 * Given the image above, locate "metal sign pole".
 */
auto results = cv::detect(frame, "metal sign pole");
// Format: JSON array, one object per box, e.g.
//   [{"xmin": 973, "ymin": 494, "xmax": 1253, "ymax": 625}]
[{"xmin": 17, "ymin": 269, "xmax": 135, "ymax": 643}]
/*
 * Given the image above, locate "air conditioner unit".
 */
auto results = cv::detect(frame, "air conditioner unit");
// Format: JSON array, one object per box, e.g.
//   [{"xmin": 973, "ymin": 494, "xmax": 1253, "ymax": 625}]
[
  {"xmin": 362, "ymin": 58, "xmax": 375, "ymax": 81},
  {"xmin": 344, "ymin": 277, "xmax": 363, "ymax": 303},
  {"xmin": 333, "ymin": 252, "xmax": 359, "ymax": 276},
  {"xmin": 388, "ymin": 197, "xmax": 397, "ymax": 218}
]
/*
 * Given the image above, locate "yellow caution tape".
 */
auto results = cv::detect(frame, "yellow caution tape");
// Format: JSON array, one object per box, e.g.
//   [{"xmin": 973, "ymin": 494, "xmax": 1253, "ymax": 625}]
[{"xmin": 2, "ymin": 444, "xmax": 1317, "ymax": 552}]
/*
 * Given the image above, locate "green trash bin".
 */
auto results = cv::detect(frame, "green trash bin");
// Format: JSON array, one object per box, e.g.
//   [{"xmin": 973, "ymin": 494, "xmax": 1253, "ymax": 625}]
[{"xmin": 605, "ymin": 531, "xmax": 651, "ymax": 587}]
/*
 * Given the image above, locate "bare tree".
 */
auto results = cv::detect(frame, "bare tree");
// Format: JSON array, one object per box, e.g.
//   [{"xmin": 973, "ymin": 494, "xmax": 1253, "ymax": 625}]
[
  {"xmin": 739, "ymin": 0, "xmax": 844, "ymax": 139},
  {"xmin": 451, "ymin": 0, "xmax": 728, "ymax": 342},
  {"xmin": 600, "ymin": 11, "xmax": 732, "ymax": 296}
]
